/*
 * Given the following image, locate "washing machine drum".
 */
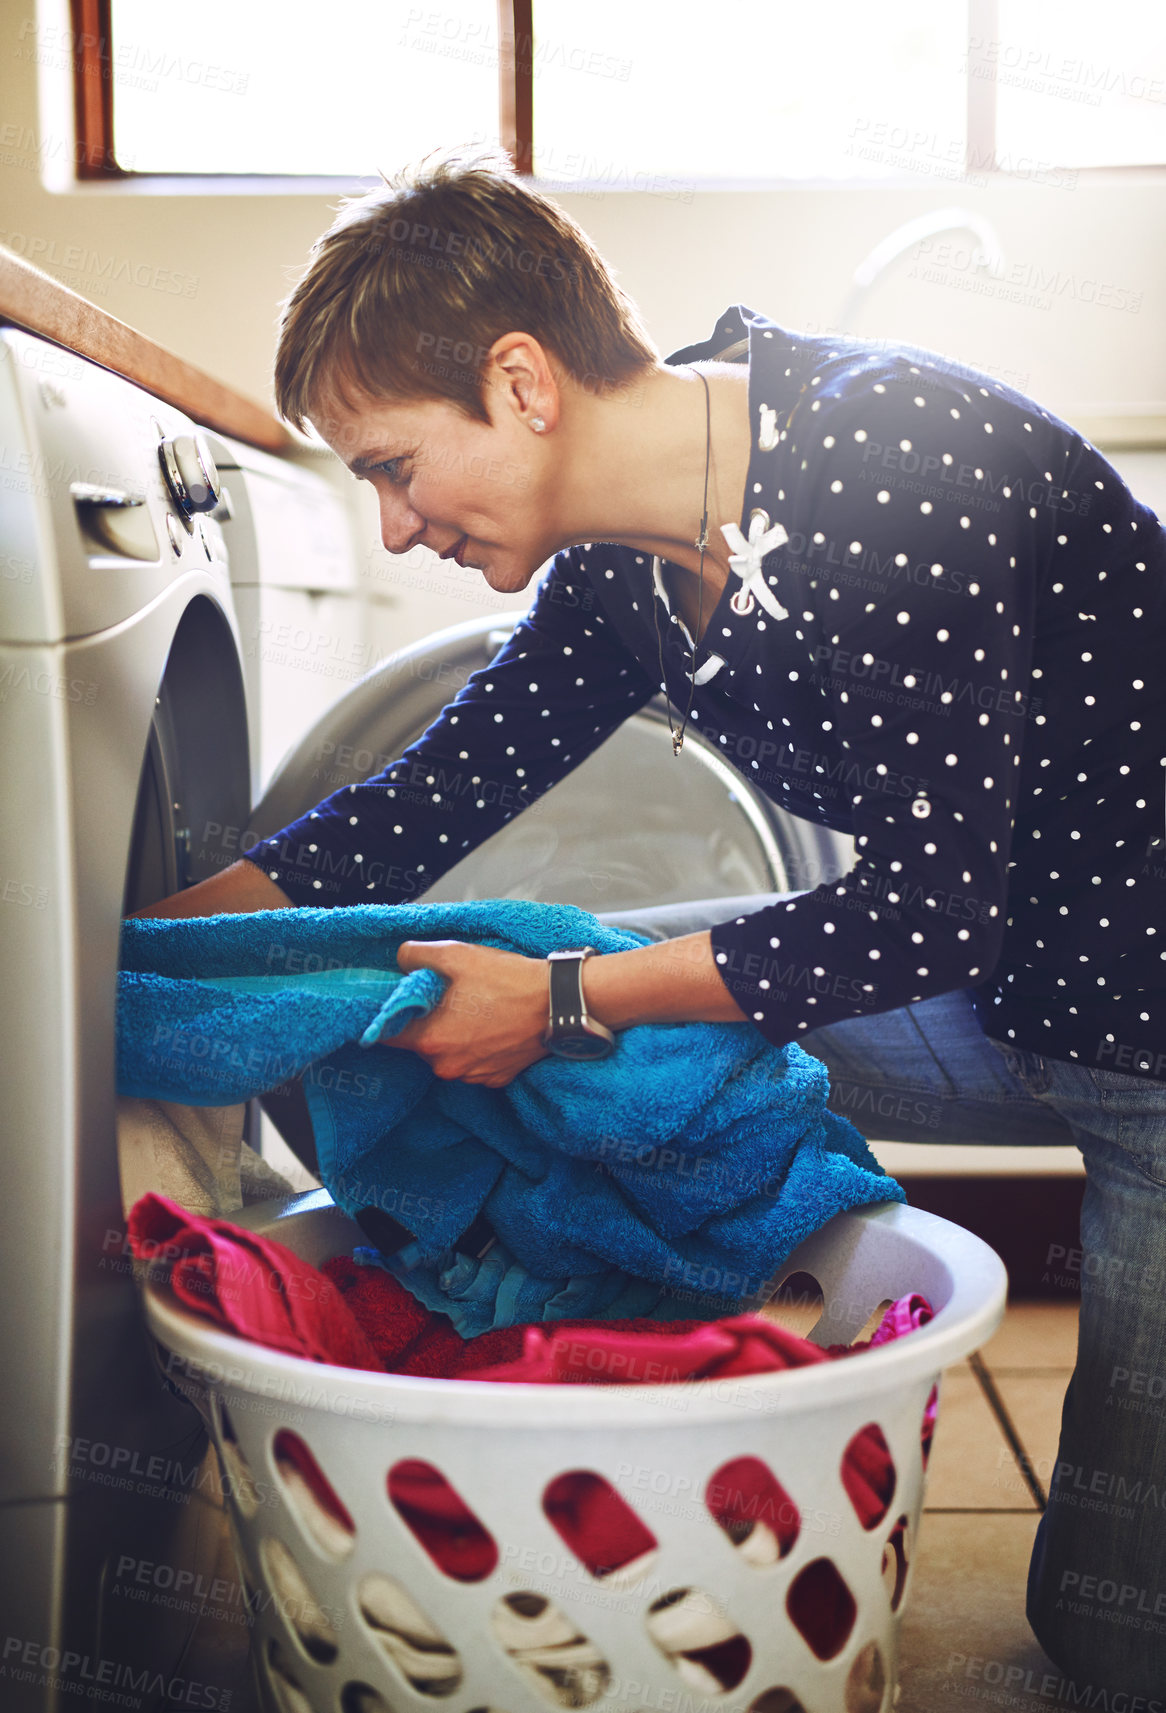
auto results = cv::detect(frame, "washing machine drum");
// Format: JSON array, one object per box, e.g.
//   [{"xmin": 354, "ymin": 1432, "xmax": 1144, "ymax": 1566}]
[
  {"xmin": 122, "ymin": 598, "xmax": 251, "ymax": 915},
  {"xmin": 247, "ymin": 612, "xmax": 847, "ymax": 912}
]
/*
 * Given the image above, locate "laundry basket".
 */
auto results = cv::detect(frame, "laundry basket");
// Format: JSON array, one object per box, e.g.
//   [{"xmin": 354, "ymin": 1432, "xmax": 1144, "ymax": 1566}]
[{"xmin": 142, "ymin": 1191, "xmax": 1006, "ymax": 1713}]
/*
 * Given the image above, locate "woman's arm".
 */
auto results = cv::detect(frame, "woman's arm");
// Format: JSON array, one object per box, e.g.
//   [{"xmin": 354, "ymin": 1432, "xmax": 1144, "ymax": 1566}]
[
  {"xmin": 129, "ymin": 550, "xmax": 654, "ymax": 923},
  {"xmin": 130, "ymin": 859, "xmax": 293, "ymax": 920},
  {"xmin": 389, "ymin": 931, "xmax": 747, "ymax": 1088},
  {"xmin": 238, "ymin": 548, "xmax": 659, "ymax": 908}
]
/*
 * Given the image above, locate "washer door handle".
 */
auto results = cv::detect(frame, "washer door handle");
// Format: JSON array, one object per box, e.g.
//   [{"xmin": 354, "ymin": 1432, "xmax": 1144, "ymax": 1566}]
[{"xmin": 70, "ymin": 481, "xmax": 144, "ymax": 507}]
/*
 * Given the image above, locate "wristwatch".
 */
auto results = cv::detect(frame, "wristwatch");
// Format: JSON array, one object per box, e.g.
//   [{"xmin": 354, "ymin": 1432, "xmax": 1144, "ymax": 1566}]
[{"xmin": 543, "ymin": 946, "xmax": 616, "ymax": 1060}]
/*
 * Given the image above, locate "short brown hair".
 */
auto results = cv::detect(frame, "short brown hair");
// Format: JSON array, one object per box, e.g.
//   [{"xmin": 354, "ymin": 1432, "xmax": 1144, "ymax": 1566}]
[{"xmin": 275, "ymin": 145, "xmax": 659, "ymax": 432}]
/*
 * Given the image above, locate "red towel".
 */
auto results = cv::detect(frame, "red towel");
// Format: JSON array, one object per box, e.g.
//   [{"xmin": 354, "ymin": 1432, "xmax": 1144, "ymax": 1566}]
[{"xmin": 127, "ymin": 1193, "xmax": 383, "ymax": 1372}]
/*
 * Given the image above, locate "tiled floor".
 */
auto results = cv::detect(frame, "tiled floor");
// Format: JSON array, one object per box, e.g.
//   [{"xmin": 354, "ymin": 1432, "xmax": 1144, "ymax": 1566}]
[{"xmin": 896, "ymin": 1298, "xmax": 1081, "ymax": 1712}]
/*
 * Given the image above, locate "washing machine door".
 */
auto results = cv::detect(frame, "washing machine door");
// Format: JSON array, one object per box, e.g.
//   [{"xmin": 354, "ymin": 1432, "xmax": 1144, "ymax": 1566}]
[
  {"xmin": 121, "ymin": 597, "xmax": 251, "ymax": 914},
  {"xmin": 248, "ymin": 611, "xmax": 850, "ymax": 910}
]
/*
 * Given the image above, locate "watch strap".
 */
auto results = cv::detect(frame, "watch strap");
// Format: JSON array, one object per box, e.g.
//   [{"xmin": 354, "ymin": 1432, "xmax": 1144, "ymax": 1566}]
[
  {"xmin": 547, "ymin": 946, "xmax": 596, "ymax": 1036},
  {"xmin": 543, "ymin": 946, "xmax": 615, "ymax": 1055}
]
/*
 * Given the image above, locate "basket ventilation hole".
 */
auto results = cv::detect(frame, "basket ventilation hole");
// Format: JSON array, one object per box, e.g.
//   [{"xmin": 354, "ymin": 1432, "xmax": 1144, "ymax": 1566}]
[
  {"xmin": 786, "ymin": 1558, "xmax": 857, "ymax": 1661},
  {"xmin": 340, "ymin": 1686, "xmax": 391, "ymax": 1713},
  {"xmin": 845, "ymin": 1640, "xmax": 887, "ymax": 1713},
  {"xmin": 215, "ymin": 1403, "xmax": 262, "ymax": 1519},
  {"xmin": 851, "ymin": 1297, "xmax": 894, "ymax": 1346},
  {"xmin": 492, "ymin": 1591, "xmax": 611, "ymax": 1708},
  {"xmin": 706, "ymin": 1456, "xmax": 800, "ymax": 1564},
  {"xmin": 644, "ymin": 1587, "xmax": 753, "ymax": 1692},
  {"xmin": 387, "ymin": 1459, "xmax": 498, "ymax": 1582},
  {"xmin": 758, "ymin": 1270, "xmax": 824, "ymax": 1339},
  {"xmin": 272, "ymin": 1428, "xmax": 356, "ymax": 1560},
  {"xmin": 921, "ymin": 1383, "xmax": 939, "ymax": 1469},
  {"xmin": 264, "ymin": 1638, "xmax": 313, "ymax": 1713},
  {"xmin": 840, "ymin": 1423, "xmax": 896, "ymax": 1531},
  {"xmin": 357, "ymin": 1573, "xmax": 463, "ymax": 1696},
  {"xmin": 259, "ymin": 1537, "xmax": 339, "ymax": 1665},
  {"xmin": 542, "ymin": 1470, "xmax": 658, "ymax": 1581},
  {"xmin": 748, "ymin": 1694, "xmax": 809, "ymax": 1713},
  {"xmin": 882, "ymin": 1514, "xmax": 911, "ymax": 1612}
]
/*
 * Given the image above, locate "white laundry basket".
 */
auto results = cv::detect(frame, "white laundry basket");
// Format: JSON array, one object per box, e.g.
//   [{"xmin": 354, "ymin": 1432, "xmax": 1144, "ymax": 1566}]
[{"xmin": 142, "ymin": 1191, "xmax": 1006, "ymax": 1713}]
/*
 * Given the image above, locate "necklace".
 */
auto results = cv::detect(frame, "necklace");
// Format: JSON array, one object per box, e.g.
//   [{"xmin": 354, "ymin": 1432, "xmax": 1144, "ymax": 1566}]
[{"xmin": 653, "ymin": 366, "xmax": 711, "ymax": 757}]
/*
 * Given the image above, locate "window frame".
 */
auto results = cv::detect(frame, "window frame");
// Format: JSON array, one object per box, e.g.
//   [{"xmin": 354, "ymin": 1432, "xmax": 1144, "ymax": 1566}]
[
  {"xmin": 71, "ymin": 0, "xmax": 533, "ymax": 182},
  {"xmin": 68, "ymin": 0, "xmax": 1163, "ymax": 189}
]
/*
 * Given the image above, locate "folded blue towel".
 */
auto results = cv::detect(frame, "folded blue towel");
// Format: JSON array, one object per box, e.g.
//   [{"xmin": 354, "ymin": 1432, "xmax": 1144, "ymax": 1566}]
[{"xmin": 118, "ymin": 900, "xmax": 903, "ymax": 1333}]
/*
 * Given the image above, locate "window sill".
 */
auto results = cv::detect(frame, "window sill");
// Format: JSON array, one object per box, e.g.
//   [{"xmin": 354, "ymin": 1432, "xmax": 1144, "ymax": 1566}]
[{"xmin": 55, "ymin": 164, "xmax": 1166, "ymax": 198}]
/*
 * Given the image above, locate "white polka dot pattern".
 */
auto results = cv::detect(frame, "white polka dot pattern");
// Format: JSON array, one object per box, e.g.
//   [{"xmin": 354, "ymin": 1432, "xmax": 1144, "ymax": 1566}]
[{"xmin": 247, "ymin": 305, "xmax": 1166, "ymax": 1079}]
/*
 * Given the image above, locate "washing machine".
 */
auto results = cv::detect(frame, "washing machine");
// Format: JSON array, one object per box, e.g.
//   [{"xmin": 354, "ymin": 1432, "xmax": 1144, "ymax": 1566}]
[
  {"xmin": 0, "ymin": 320, "xmax": 849, "ymax": 1712},
  {"xmin": 0, "ymin": 324, "xmax": 284, "ymax": 1712},
  {"xmin": 202, "ymin": 432, "xmax": 365, "ymax": 801}
]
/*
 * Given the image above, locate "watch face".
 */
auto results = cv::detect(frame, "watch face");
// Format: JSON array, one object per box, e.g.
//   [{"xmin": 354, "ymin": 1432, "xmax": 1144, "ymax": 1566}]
[{"xmin": 548, "ymin": 1033, "xmax": 614, "ymax": 1061}]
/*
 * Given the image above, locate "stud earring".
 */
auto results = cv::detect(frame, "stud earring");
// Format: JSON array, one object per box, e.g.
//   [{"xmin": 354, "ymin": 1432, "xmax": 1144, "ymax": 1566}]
[{"xmin": 531, "ymin": 416, "xmax": 546, "ymax": 433}]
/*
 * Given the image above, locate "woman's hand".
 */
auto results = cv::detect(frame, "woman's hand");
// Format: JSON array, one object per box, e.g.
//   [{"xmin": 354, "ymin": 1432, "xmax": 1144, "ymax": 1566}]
[
  {"xmin": 389, "ymin": 940, "xmax": 551, "ymax": 1087},
  {"xmin": 385, "ymin": 931, "xmax": 746, "ymax": 1088}
]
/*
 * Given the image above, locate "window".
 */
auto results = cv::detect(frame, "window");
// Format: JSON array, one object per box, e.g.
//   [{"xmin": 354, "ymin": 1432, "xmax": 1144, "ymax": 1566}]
[
  {"xmin": 992, "ymin": 0, "xmax": 1166, "ymax": 171},
  {"xmin": 104, "ymin": 0, "xmax": 503, "ymax": 176},
  {"xmin": 69, "ymin": 0, "xmax": 1166, "ymax": 182}
]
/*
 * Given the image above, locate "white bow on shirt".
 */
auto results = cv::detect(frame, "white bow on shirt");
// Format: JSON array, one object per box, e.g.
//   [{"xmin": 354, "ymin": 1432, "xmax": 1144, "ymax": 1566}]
[{"xmin": 720, "ymin": 513, "xmax": 791, "ymax": 621}]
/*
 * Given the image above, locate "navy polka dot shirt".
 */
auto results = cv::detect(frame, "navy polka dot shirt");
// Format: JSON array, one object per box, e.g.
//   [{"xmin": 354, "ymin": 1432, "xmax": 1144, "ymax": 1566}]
[{"xmin": 247, "ymin": 305, "xmax": 1166, "ymax": 1080}]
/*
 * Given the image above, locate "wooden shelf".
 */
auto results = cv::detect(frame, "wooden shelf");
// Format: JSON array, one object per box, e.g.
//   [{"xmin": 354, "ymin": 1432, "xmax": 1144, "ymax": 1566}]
[{"xmin": 0, "ymin": 244, "xmax": 292, "ymax": 453}]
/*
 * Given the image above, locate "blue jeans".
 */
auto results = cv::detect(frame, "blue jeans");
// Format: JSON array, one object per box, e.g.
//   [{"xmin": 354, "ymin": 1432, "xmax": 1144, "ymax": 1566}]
[{"xmin": 599, "ymin": 895, "xmax": 1166, "ymax": 1697}]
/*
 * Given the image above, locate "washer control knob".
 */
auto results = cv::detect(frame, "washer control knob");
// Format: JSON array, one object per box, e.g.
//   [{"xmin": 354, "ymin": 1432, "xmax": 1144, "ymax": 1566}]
[{"xmin": 159, "ymin": 433, "xmax": 221, "ymax": 518}]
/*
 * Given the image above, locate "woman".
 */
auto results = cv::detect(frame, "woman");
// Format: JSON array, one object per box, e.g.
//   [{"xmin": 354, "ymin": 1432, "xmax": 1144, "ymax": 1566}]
[{"xmin": 146, "ymin": 148, "xmax": 1165, "ymax": 1694}]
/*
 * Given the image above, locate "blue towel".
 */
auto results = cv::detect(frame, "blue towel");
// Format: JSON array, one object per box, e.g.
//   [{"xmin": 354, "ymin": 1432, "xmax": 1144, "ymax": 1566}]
[{"xmin": 118, "ymin": 900, "xmax": 903, "ymax": 1333}]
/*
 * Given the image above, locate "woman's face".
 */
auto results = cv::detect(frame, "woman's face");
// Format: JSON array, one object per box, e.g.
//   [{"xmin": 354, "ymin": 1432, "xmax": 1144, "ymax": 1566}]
[{"xmin": 316, "ymin": 383, "xmax": 556, "ymax": 595}]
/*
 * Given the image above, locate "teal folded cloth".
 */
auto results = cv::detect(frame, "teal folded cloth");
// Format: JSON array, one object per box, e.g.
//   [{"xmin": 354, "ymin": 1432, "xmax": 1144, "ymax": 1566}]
[{"xmin": 118, "ymin": 901, "xmax": 903, "ymax": 1334}]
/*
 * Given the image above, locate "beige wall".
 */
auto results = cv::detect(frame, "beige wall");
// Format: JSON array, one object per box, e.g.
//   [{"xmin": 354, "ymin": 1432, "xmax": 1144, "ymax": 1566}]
[{"xmin": 3, "ymin": 0, "xmax": 1164, "ymax": 429}]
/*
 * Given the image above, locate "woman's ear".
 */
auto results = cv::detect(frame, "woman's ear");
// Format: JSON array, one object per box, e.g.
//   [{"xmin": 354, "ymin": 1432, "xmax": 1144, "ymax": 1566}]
[{"xmin": 486, "ymin": 332, "xmax": 561, "ymax": 433}]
